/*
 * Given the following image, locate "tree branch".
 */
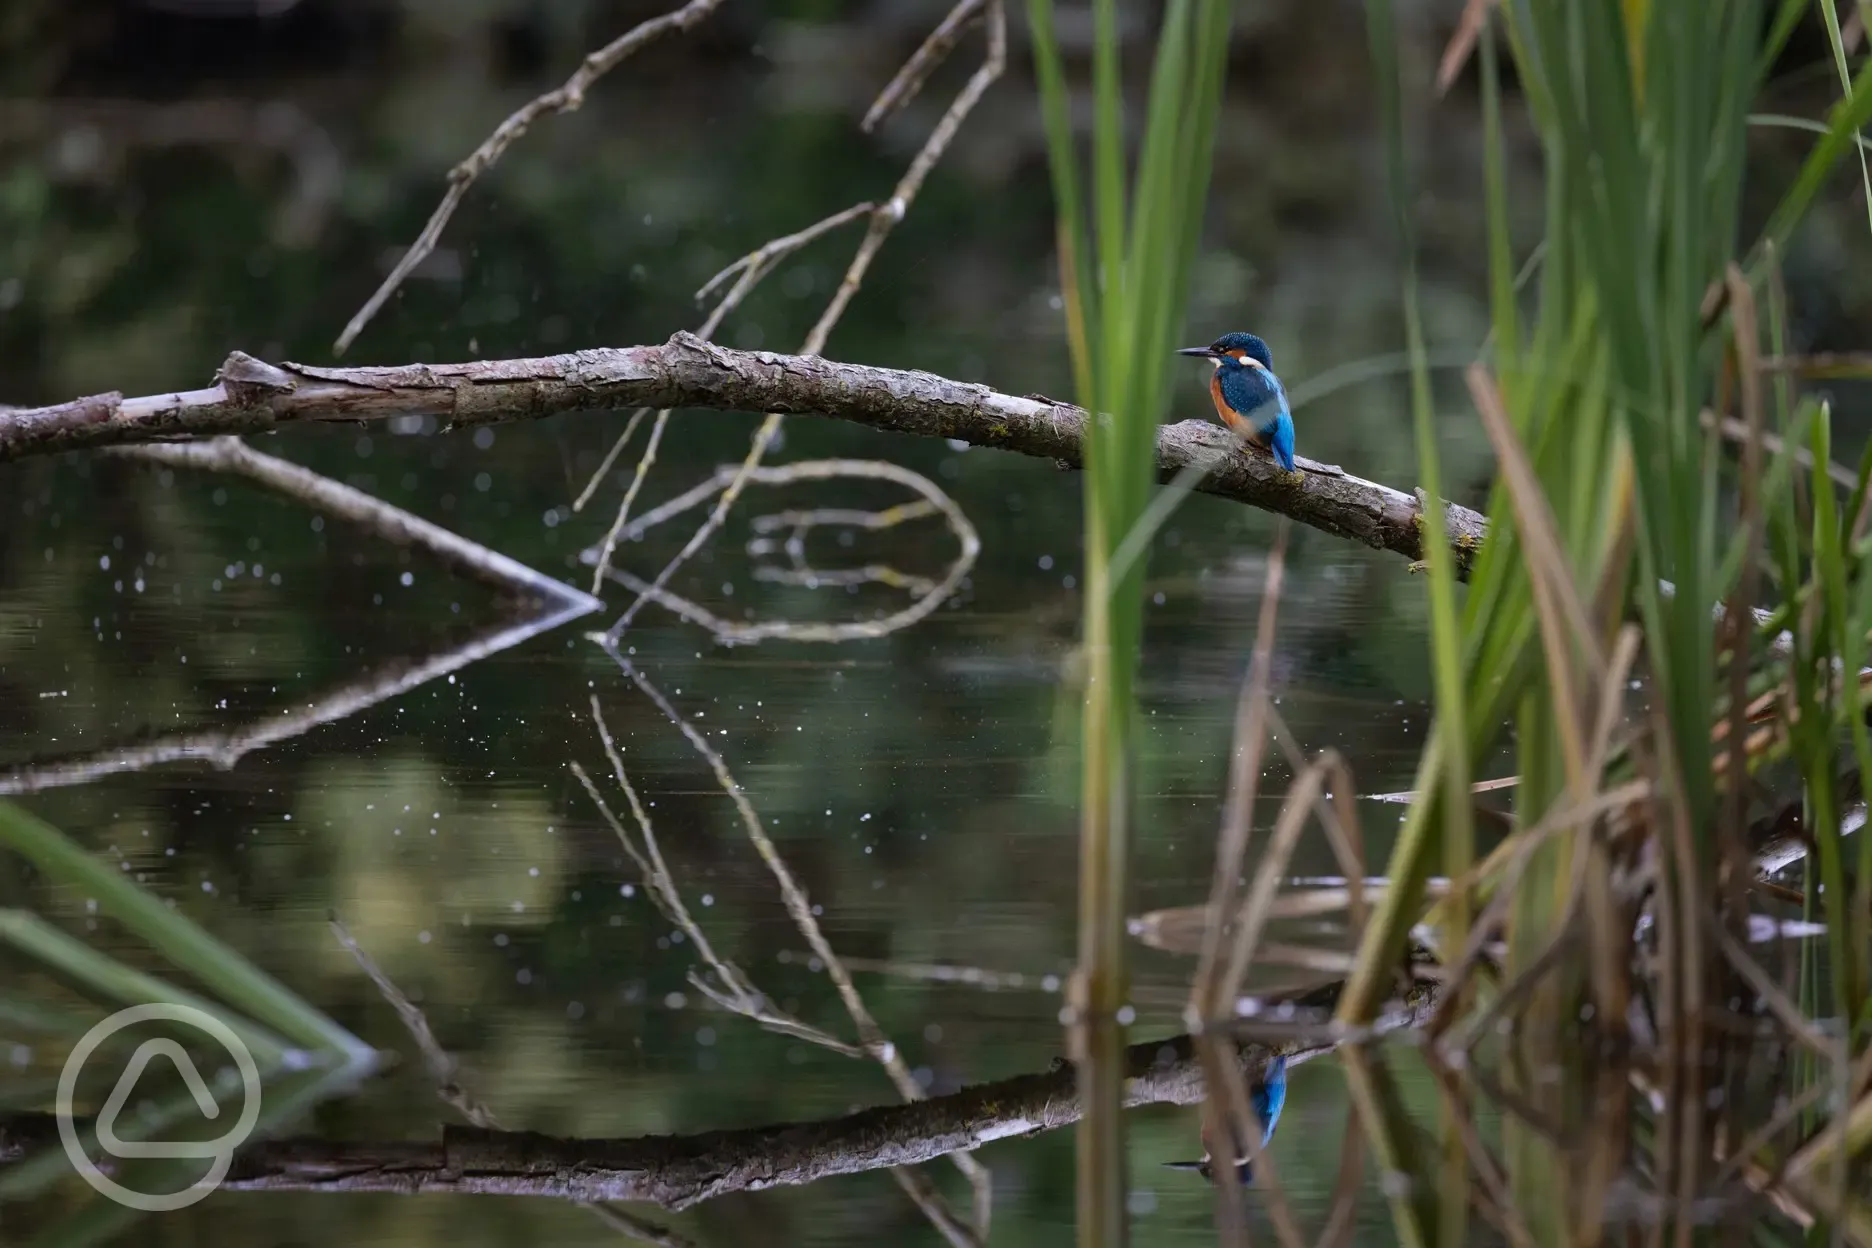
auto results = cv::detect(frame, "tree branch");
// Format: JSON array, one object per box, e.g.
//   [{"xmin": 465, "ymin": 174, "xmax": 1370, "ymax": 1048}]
[{"xmin": 0, "ymin": 333, "xmax": 1489, "ymax": 573}]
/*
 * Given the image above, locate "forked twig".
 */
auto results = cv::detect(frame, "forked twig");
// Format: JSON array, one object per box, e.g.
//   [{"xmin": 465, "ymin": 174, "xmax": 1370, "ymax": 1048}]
[
  {"xmin": 571, "ymin": 735, "xmax": 859, "ymax": 1055},
  {"xmin": 694, "ymin": 202, "xmax": 879, "ymax": 311},
  {"xmin": 582, "ymin": 459, "xmax": 979, "ymax": 643},
  {"xmin": 599, "ymin": 0, "xmax": 1007, "ymax": 649},
  {"xmin": 600, "ymin": 646, "xmax": 990, "ymax": 1242},
  {"xmin": 582, "ymin": 202, "xmax": 876, "ymax": 592}
]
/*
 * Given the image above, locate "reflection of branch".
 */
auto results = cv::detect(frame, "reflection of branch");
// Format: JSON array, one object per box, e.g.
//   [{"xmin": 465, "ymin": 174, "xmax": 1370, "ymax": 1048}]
[
  {"xmin": 0, "ymin": 335, "xmax": 1486, "ymax": 573},
  {"xmin": 579, "ymin": 458, "xmax": 978, "ymax": 644},
  {"xmin": 0, "ymin": 606, "xmax": 583, "ymax": 797},
  {"xmin": 0, "ymin": 439, "xmax": 599, "ymax": 796},
  {"xmin": 6, "ymin": 987, "xmax": 1436, "ymax": 1205},
  {"xmin": 748, "ymin": 492, "xmax": 946, "ymax": 596},
  {"xmin": 598, "ymin": 651, "xmax": 991, "ymax": 1242},
  {"xmin": 571, "ymin": 723, "xmax": 860, "ymax": 1056},
  {"xmin": 334, "ymin": 0, "xmax": 727, "ymax": 354}
]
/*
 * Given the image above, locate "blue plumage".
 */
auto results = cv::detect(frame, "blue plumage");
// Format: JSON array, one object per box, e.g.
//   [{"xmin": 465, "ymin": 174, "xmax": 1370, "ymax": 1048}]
[
  {"xmin": 1164, "ymin": 1054, "xmax": 1290, "ymax": 1186},
  {"xmin": 1178, "ymin": 331, "xmax": 1298, "ymax": 473}
]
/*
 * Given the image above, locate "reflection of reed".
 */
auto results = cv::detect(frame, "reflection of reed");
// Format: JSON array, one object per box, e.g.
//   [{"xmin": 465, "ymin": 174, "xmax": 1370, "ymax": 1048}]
[{"xmin": 0, "ymin": 437, "xmax": 600, "ymax": 796}]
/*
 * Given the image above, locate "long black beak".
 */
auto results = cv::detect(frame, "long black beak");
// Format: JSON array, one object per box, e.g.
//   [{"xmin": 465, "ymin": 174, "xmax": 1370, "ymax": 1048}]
[{"xmin": 1176, "ymin": 346, "xmax": 1220, "ymax": 359}]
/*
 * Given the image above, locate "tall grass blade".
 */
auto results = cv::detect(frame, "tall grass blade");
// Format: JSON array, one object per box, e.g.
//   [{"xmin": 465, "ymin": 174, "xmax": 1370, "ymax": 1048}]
[{"xmin": 1027, "ymin": 2, "xmax": 1234, "ymax": 1242}]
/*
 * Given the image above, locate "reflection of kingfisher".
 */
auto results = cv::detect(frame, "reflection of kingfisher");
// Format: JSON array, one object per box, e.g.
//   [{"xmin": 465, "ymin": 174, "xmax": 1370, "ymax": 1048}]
[
  {"xmin": 1164, "ymin": 1055, "xmax": 1289, "ymax": 1184},
  {"xmin": 1178, "ymin": 332, "xmax": 1297, "ymax": 473}
]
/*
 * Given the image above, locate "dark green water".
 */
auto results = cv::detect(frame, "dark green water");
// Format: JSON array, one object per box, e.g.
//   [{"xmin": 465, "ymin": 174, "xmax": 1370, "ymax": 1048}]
[{"xmin": 4, "ymin": 3, "xmax": 1869, "ymax": 1245}]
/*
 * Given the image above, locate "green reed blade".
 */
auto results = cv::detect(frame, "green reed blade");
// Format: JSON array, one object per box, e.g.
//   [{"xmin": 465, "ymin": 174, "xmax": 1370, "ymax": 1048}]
[
  {"xmin": 0, "ymin": 802, "xmax": 366, "ymax": 1060},
  {"xmin": 0, "ymin": 911, "xmax": 290, "ymax": 1069}
]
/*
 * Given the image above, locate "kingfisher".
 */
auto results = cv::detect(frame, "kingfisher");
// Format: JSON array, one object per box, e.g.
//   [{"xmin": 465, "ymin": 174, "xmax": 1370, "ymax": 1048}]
[
  {"xmin": 1163, "ymin": 1054, "xmax": 1289, "ymax": 1185},
  {"xmin": 1178, "ymin": 332, "xmax": 1297, "ymax": 474}
]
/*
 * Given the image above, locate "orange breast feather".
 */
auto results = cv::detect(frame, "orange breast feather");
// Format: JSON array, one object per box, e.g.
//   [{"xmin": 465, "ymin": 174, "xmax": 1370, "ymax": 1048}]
[{"xmin": 1209, "ymin": 371, "xmax": 1266, "ymax": 447}]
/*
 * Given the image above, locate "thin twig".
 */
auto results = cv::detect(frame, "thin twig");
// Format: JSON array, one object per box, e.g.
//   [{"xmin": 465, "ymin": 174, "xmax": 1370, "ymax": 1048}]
[
  {"xmin": 889, "ymin": 1165, "xmax": 980, "ymax": 1248},
  {"xmin": 108, "ymin": 437, "xmax": 601, "ymax": 607},
  {"xmin": 795, "ymin": 952, "xmax": 1056, "ymax": 992},
  {"xmin": 602, "ymin": 646, "xmax": 989, "ymax": 1240},
  {"xmin": 862, "ymin": 0, "xmax": 987, "ymax": 133},
  {"xmin": 334, "ymin": 0, "xmax": 727, "ymax": 354},
  {"xmin": 589, "ymin": 412, "xmax": 670, "ymax": 595},
  {"xmin": 572, "ymin": 407, "xmax": 647, "ymax": 513},
  {"xmin": 693, "ymin": 202, "xmax": 878, "ymax": 311},
  {"xmin": 329, "ymin": 918, "xmax": 496, "ymax": 1128},
  {"xmin": 572, "ymin": 729, "xmax": 859, "ymax": 1055},
  {"xmin": 582, "ymin": 1203, "xmax": 699, "ymax": 1248}
]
